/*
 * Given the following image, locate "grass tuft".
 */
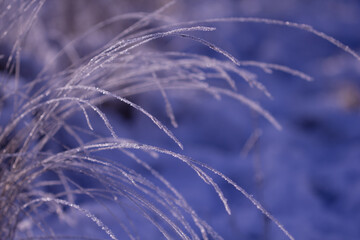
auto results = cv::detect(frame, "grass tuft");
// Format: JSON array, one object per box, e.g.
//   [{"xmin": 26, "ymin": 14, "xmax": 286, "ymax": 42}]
[{"xmin": 0, "ymin": 1, "xmax": 358, "ymax": 239}]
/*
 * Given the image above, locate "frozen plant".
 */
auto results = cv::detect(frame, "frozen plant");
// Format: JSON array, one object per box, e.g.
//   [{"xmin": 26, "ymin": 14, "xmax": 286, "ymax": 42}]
[{"xmin": 0, "ymin": 0, "xmax": 359, "ymax": 239}]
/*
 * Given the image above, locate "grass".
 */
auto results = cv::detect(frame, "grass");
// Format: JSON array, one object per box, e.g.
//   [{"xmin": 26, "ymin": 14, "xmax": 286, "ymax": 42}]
[{"xmin": 0, "ymin": 0, "xmax": 359, "ymax": 239}]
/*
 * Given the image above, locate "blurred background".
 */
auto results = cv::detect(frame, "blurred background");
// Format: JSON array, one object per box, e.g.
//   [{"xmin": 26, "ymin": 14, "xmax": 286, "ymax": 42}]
[{"xmin": 2, "ymin": 0, "xmax": 360, "ymax": 239}]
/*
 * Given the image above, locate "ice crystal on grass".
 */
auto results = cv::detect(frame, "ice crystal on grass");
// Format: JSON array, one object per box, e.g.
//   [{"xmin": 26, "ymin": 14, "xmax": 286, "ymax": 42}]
[{"xmin": 0, "ymin": 0, "xmax": 359, "ymax": 239}]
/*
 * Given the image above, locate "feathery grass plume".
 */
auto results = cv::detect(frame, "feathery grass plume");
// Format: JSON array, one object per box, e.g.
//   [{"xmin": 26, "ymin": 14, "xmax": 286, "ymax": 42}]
[{"xmin": 1, "ymin": 0, "xmax": 359, "ymax": 239}]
